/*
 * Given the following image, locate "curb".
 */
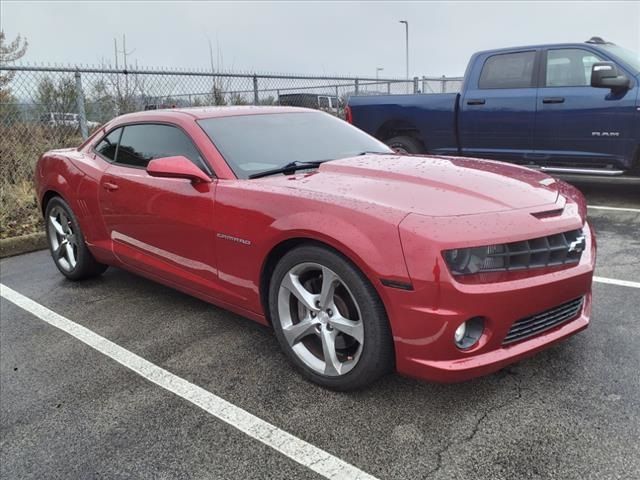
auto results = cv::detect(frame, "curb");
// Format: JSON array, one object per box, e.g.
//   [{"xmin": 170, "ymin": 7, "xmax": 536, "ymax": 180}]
[{"xmin": 0, "ymin": 232, "xmax": 48, "ymax": 259}]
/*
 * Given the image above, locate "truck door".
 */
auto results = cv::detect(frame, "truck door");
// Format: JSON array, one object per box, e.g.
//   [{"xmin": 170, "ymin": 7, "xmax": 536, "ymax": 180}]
[
  {"xmin": 533, "ymin": 47, "xmax": 637, "ymax": 172},
  {"xmin": 459, "ymin": 50, "xmax": 539, "ymax": 163}
]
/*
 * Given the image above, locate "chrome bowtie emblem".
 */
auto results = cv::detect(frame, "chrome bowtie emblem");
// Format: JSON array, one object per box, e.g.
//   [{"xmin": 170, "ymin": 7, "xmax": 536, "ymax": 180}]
[{"xmin": 567, "ymin": 235, "xmax": 586, "ymax": 254}]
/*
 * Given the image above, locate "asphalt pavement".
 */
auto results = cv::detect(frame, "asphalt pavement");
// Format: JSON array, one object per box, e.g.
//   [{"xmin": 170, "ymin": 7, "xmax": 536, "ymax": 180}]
[{"xmin": 1, "ymin": 181, "xmax": 639, "ymax": 480}]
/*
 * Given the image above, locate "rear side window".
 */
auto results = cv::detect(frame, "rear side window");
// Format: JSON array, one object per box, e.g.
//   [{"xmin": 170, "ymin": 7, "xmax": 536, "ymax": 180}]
[
  {"xmin": 116, "ymin": 124, "xmax": 205, "ymax": 169},
  {"xmin": 479, "ymin": 51, "xmax": 537, "ymax": 89},
  {"xmin": 545, "ymin": 49, "xmax": 603, "ymax": 87},
  {"xmin": 94, "ymin": 128, "xmax": 122, "ymax": 161}
]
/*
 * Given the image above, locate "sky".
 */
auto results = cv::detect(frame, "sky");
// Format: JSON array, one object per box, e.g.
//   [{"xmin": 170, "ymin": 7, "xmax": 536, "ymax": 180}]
[{"xmin": 2, "ymin": 1, "xmax": 639, "ymax": 78}]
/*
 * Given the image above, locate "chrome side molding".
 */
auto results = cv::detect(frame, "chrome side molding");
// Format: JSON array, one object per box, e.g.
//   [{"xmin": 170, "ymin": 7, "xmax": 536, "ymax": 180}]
[{"xmin": 538, "ymin": 166, "xmax": 625, "ymax": 176}]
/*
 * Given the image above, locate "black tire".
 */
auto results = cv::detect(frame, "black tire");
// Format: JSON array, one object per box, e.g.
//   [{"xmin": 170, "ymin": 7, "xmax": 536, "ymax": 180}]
[
  {"xmin": 630, "ymin": 148, "xmax": 640, "ymax": 176},
  {"xmin": 44, "ymin": 196, "xmax": 108, "ymax": 281},
  {"xmin": 386, "ymin": 135, "xmax": 424, "ymax": 155},
  {"xmin": 269, "ymin": 244, "xmax": 394, "ymax": 391}
]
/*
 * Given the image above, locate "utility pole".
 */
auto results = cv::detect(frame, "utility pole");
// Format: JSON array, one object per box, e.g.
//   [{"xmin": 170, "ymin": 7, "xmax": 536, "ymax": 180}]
[
  {"xmin": 113, "ymin": 35, "xmax": 135, "ymax": 110},
  {"xmin": 399, "ymin": 20, "xmax": 409, "ymax": 81},
  {"xmin": 123, "ymin": 34, "xmax": 128, "ymax": 96},
  {"xmin": 114, "ymin": 38, "xmax": 118, "ymax": 69}
]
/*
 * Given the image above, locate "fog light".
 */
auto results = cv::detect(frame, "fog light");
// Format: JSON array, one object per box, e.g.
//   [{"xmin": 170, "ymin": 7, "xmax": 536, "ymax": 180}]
[
  {"xmin": 454, "ymin": 317, "xmax": 485, "ymax": 350},
  {"xmin": 454, "ymin": 323, "xmax": 466, "ymax": 343}
]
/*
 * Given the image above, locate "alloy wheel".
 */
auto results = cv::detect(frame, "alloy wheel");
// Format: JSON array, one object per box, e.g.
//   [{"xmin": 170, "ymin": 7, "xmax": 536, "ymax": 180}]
[
  {"xmin": 277, "ymin": 262, "xmax": 364, "ymax": 376},
  {"xmin": 48, "ymin": 205, "xmax": 78, "ymax": 272}
]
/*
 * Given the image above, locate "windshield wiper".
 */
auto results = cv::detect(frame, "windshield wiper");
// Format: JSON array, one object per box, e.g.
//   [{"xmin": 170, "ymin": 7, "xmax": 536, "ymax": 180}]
[{"xmin": 248, "ymin": 161, "xmax": 324, "ymax": 179}]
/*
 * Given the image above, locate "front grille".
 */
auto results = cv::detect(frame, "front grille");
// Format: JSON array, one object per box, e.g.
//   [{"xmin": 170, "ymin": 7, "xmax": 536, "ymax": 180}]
[
  {"xmin": 483, "ymin": 229, "xmax": 585, "ymax": 272},
  {"xmin": 503, "ymin": 297, "xmax": 584, "ymax": 345}
]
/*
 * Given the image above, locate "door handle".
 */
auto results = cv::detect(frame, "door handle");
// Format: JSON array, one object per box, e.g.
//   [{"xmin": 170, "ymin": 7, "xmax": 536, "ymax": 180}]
[
  {"xmin": 542, "ymin": 97, "xmax": 565, "ymax": 104},
  {"xmin": 102, "ymin": 182, "xmax": 119, "ymax": 192},
  {"xmin": 466, "ymin": 98, "xmax": 486, "ymax": 105}
]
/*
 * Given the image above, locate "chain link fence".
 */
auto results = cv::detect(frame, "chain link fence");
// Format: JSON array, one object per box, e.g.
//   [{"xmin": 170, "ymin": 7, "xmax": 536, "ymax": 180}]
[{"xmin": 0, "ymin": 64, "xmax": 462, "ymax": 238}]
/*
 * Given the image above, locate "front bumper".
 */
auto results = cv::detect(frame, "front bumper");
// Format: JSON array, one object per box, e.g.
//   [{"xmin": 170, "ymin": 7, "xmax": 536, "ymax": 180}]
[
  {"xmin": 397, "ymin": 293, "xmax": 591, "ymax": 382},
  {"xmin": 383, "ymin": 206, "xmax": 595, "ymax": 383}
]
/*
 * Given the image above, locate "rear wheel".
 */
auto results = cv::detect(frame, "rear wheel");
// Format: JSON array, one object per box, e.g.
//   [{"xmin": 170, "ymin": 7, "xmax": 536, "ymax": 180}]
[
  {"xmin": 386, "ymin": 135, "xmax": 424, "ymax": 155},
  {"xmin": 269, "ymin": 245, "xmax": 394, "ymax": 390},
  {"xmin": 45, "ymin": 197, "xmax": 108, "ymax": 280}
]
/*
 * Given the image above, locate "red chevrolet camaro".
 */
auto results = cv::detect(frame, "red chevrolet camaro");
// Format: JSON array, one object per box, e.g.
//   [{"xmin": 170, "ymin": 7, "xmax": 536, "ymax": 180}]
[{"xmin": 35, "ymin": 106, "xmax": 595, "ymax": 390}]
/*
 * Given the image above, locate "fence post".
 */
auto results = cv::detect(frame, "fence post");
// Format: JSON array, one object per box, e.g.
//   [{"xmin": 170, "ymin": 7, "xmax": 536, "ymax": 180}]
[
  {"xmin": 355, "ymin": 78, "xmax": 359, "ymax": 96},
  {"xmin": 253, "ymin": 75, "xmax": 259, "ymax": 105},
  {"xmin": 413, "ymin": 76, "xmax": 419, "ymax": 94},
  {"xmin": 422, "ymin": 76, "xmax": 426, "ymax": 93},
  {"xmin": 74, "ymin": 71, "xmax": 88, "ymax": 140},
  {"xmin": 335, "ymin": 86, "xmax": 340, "ymax": 116},
  {"xmin": 387, "ymin": 82, "xmax": 391, "ymax": 94},
  {"xmin": 441, "ymin": 75, "xmax": 446, "ymax": 93},
  {"xmin": 276, "ymin": 89, "xmax": 280, "ymax": 105}
]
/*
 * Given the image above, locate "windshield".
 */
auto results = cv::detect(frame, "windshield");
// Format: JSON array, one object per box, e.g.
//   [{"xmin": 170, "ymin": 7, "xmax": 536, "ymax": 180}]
[
  {"xmin": 198, "ymin": 112, "xmax": 392, "ymax": 179},
  {"xmin": 601, "ymin": 44, "xmax": 640, "ymax": 73}
]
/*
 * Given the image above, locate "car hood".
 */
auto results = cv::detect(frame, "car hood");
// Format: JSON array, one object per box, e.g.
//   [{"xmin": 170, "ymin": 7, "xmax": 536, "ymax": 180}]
[{"xmin": 261, "ymin": 155, "xmax": 561, "ymax": 217}]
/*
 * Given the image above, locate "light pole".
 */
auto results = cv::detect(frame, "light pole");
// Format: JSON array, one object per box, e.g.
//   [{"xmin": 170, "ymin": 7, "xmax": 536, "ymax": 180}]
[{"xmin": 399, "ymin": 20, "xmax": 409, "ymax": 81}]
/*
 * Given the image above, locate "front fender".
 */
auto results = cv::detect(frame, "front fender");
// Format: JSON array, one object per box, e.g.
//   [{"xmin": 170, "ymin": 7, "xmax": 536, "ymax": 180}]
[
  {"xmin": 267, "ymin": 210, "xmax": 410, "ymax": 284},
  {"xmin": 213, "ymin": 184, "xmax": 412, "ymax": 316}
]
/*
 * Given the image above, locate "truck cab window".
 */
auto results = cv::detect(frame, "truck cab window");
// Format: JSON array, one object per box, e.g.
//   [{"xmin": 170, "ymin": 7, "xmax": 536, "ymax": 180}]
[
  {"xmin": 478, "ymin": 51, "xmax": 536, "ymax": 89},
  {"xmin": 545, "ymin": 49, "xmax": 604, "ymax": 87}
]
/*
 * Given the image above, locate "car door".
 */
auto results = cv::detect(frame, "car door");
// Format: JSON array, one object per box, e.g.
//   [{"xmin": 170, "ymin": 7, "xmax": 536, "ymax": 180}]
[
  {"xmin": 459, "ymin": 49, "xmax": 539, "ymax": 162},
  {"xmin": 98, "ymin": 123, "xmax": 218, "ymax": 294},
  {"xmin": 534, "ymin": 47, "xmax": 637, "ymax": 171}
]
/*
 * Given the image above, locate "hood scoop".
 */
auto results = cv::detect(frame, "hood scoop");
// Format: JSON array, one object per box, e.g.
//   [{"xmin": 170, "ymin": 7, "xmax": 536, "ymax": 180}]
[{"xmin": 531, "ymin": 208, "xmax": 564, "ymax": 219}]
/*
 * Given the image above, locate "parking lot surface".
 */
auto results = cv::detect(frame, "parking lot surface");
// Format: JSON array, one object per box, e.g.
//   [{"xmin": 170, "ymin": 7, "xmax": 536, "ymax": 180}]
[{"xmin": 1, "ymin": 181, "xmax": 639, "ymax": 480}]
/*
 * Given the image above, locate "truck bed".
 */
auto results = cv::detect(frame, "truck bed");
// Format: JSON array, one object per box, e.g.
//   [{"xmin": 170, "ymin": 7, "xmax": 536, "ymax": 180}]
[{"xmin": 347, "ymin": 93, "xmax": 460, "ymax": 155}]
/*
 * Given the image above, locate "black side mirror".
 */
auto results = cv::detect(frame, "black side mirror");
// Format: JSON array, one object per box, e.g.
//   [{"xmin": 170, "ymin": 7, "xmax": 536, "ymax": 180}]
[{"xmin": 591, "ymin": 62, "xmax": 630, "ymax": 91}]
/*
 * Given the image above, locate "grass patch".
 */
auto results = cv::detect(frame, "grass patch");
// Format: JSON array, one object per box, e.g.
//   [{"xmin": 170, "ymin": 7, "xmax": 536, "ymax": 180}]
[{"xmin": 0, "ymin": 181, "xmax": 43, "ymax": 239}]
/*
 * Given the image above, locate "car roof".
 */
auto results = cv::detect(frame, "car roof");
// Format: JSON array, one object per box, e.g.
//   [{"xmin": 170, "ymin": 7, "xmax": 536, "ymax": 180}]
[{"xmin": 114, "ymin": 105, "xmax": 315, "ymax": 123}]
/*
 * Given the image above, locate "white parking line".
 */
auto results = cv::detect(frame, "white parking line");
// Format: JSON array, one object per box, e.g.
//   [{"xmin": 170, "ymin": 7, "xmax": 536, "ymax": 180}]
[
  {"xmin": 594, "ymin": 276, "xmax": 640, "ymax": 289},
  {"xmin": 0, "ymin": 283, "xmax": 379, "ymax": 480},
  {"xmin": 588, "ymin": 205, "xmax": 640, "ymax": 213}
]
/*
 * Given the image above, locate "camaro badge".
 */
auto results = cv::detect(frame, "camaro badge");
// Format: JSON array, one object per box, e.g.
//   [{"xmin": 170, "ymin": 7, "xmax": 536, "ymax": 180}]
[
  {"xmin": 216, "ymin": 232, "xmax": 252, "ymax": 246},
  {"xmin": 567, "ymin": 235, "xmax": 586, "ymax": 254}
]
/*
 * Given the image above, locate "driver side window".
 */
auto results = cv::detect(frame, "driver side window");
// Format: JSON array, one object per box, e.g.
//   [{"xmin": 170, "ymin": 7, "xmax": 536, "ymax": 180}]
[
  {"xmin": 115, "ymin": 124, "xmax": 207, "ymax": 171},
  {"xmin": 545, "ymin": 49, "xmax": 604, "ymax": 87},
  {"xmin": 94, "ymin": 128, "xmax": 122, "ymax": 161}
]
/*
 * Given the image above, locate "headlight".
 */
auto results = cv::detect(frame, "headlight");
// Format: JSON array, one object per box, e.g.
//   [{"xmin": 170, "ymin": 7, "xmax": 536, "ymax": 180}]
[
  {"xmin": 443, "ymin": 229, "xmax": 585, "ymax": 276},
  {"xmin": 443, "ymin": 245, "xmax": 506, "ymax": 275}
]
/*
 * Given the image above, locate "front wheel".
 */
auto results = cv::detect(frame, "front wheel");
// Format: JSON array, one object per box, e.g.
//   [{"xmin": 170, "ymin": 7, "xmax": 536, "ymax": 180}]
[
  {"xmin": 386, "ymin": 135, "xmax": 424, "ymax": 155},
  {"xmin": 45, "ymin": 196, "xmax": 108, "ymax": 280},
  {"xmin": 269, "ymin": 245, "xmax": 394, "ymax": 390}
]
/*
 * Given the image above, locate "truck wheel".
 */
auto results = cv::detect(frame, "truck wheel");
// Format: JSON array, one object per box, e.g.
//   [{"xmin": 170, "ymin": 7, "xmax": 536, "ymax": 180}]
[
  {"xmin": 386, "ymin": 136, "xmax": 424, "ymax": 155},
  {"xmin": 631, "ymin": 148, "xmax": 640, "ymax": 176}
]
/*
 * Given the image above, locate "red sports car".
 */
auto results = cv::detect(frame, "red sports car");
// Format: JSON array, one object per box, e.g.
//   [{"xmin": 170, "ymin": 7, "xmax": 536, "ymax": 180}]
[{"xmin": 35, "ymin": 107, "xmax": 595, "ymax": 390}]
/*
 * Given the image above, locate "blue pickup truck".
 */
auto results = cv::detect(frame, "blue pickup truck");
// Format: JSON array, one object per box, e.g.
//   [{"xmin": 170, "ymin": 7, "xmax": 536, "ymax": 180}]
[{"xmin": 347, "ymin": 38, "xmax": 640, "ymax": 176}]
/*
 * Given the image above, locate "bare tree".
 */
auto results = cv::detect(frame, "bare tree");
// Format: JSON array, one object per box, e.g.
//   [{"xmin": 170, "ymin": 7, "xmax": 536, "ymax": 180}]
[
  {"xmin": 0, "ymin": 31, "xmax": 28, "ymax": 95},
  {"xmin": 0, "ymin": 31, "xmax": 28, "ymax": 120}
]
